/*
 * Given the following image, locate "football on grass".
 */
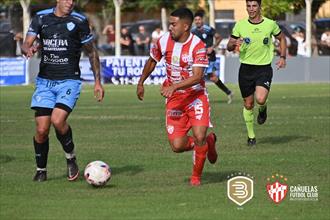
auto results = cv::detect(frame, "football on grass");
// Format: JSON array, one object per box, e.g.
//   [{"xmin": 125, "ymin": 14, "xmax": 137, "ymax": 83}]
[{"xmin": 84, "ymin": 161, "xmax": 111, "ymax": 187}]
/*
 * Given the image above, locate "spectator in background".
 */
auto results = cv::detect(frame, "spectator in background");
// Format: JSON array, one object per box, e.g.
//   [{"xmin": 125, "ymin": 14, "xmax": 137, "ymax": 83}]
[
  {"xmin": 120, "ymin": 27, "xmax": 134, "ymax": 55},
  {"xmin": 320, "ymin": 28, "xmax": 330, "ymax": 55},
  {"xmin": 274, "ymin": 34, "xmax": 292, "ymax": 57},
  {"xmin": 292, "ymin": 28, "xmax": 307, "ymax": 57},
  {"xmin": 135, "ymin": 25, "xmax": 150, "ymax": 55},
  {"xmin": 151, "ymin": 26, "xmax": 164, "ymax": 47},
  {"xmin": 286, "ymin": 35, "xmax": 298, "ymax": 57},
  {"xmin": 274, "ymin": 25, "xmax": 298, "ymax": 57},
  {"xmin": 100, "ymin": 24, "xmax": 115, "ymax": 55}
]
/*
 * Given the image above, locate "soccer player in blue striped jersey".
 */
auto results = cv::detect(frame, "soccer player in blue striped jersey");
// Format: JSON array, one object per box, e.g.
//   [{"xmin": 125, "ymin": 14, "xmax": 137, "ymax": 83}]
[
  {"xmin": 21, "ymin": 0, "xmax": 104, "ymax": 182},
  {"xmin": 192, "ymin": 11, "xmax": 234, "ymax": 104}
]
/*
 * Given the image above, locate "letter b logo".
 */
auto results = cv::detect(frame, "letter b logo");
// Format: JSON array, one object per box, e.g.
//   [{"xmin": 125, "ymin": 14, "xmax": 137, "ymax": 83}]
[{"xmin": 227, "ymin": 176, "xmax": 253, "ymax": 206}]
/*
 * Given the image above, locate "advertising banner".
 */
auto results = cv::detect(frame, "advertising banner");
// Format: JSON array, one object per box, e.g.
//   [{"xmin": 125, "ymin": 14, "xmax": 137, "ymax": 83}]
[
  {"xmin": 100, "ymin": 56, "xmax": 166, "ymax": 85},
  {"xmin": 97, "ymin": 55, "xmax": 225, "ymax": 85},
  {"xmin": 79, "ymin": 58, "xmax": 95, "ymax": 82},
  {"xmin": 0, "ymin": 58, "xmax": 28, "ymax": 86},
  {"xmin": 33, "ymin": 56, "xmax": 225, "ymax": 85}
]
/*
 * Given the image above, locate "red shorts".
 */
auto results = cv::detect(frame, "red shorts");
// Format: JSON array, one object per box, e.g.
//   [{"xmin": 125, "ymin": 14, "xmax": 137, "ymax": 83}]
[{"xmin": 165, "ymin": 90, "xmax": 211, "ymax": 140}]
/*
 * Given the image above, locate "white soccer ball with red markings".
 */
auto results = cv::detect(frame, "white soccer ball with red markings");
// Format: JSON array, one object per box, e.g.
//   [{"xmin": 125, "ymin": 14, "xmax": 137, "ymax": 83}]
[{"xmin": 84, "ymin": 161, "xmax": 111, "ymax": 187}]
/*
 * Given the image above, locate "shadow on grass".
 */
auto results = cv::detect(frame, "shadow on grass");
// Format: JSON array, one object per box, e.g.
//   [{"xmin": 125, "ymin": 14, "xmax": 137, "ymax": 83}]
[
  {"xmin": 48, "ymin": 165, "xmax": 144, "ymax": 182},
  {"xmin": 87, "ymin": 183, "xmax": 117, "ymax": 189},
  {"xmin": 111, "ymin": 165, "xmax": 144, "ymax": 176},
  {"xmin": 258, "ymin": 135, "xmax": 311, "ymax": 145},
  {"xmin": 0, "ymin": 154, "xmax": 15, "ymax": 164},
  {"xmin": 203, "ymin": 170, "xmax": 240, "ymax": 184},
  {"xmin": 184, "ymin": 170, "xmax": 239, "ymax": 184}
]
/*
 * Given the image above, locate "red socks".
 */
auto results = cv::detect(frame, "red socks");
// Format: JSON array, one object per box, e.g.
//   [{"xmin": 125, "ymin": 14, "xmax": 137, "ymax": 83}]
[{"xmin": 191, "ymin": 143, "xmax": 208, "ymax": 185}]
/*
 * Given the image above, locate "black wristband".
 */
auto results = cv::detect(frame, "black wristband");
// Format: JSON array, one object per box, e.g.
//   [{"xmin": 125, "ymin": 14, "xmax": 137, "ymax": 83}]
[{"xmin": 280, "ymin": 55, "xmax": 286, "ymax": 60}]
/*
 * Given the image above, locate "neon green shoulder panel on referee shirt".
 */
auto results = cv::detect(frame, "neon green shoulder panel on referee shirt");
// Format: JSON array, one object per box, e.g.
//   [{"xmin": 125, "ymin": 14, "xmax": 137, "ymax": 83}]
[{"xmin": 232, "ymin": 17, "xmax": 281, "ymax": 65}]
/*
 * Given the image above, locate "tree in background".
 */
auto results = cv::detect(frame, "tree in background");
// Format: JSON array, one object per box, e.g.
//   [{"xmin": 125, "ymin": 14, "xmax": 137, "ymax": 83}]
[
  {"xmin": 0, "ymin": 0, "xmax": 327, "ymax": 55},
  {"xmin": 0, "ymin": 0, "xmax": 53, "ymax": 37},
  {"xmin": 262, "ymin": 0, "xmax": 326, "ymax": 19},
  {"xmin": 138, "ymin": 0, "xmax": 201, "ymax": 32}
]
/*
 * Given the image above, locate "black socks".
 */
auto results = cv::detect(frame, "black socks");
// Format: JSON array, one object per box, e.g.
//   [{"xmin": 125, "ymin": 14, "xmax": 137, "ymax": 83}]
[
  {"xmin": 34, "ymin": 137, "xmax": 49, "ymax": 169},
  {"xmin": 215, "ymin": 79, "xmax": 231, "ymax": 95},
  {"xmin": 55, "ymin": 126, "xmax": 74, "ymax": 154}
]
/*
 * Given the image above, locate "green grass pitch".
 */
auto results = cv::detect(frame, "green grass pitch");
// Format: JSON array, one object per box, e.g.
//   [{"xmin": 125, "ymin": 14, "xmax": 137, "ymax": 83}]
[{"xmin": 0, "ymin": 83, "xmax": 329, "ymax": 220}]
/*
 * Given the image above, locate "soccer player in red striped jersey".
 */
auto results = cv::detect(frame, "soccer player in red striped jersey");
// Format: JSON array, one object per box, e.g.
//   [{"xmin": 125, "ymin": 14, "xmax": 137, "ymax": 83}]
[{"xmin": 136, "ymin": 8, "xmax": 218, "ymax": 186}]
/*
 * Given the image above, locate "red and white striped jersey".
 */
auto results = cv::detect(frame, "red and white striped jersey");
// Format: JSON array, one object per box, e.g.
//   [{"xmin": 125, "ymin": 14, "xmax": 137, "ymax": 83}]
[{"xmin": 150, "ymin": 32, "xmax": 208, "ymax": 94}]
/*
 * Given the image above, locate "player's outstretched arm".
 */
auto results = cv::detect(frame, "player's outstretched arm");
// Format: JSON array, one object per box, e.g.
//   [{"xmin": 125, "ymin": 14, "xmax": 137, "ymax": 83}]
[
  {"xmin": 83, "ymin": 41, "xmax": 104, "ymax": 102},
  {"xmin": 21, "ymin": 35, "xmax": 38, "ymax": 58},
  {"xmin": 137, "ymin": 57, "xmax": 157, "ymax": 101}
]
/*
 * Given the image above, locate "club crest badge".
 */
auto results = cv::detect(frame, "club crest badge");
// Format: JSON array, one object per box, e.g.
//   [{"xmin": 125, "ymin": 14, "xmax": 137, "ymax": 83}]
[
  {"xmin": 67, "ymin": 22, "xmax": 75, "ymax": 31},
  {"xmin": 167, "ymin": 125, "xmax": 174, "ymax": 134},
  {"xmin": 266, "ymin": 174, "xmax": 288, "ymax": 204}
]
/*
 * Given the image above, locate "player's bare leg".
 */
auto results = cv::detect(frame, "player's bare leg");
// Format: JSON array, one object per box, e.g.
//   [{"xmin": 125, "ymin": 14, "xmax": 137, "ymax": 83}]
[
  {"xmin": 169, "ymin": 136, "xmax": 195, "ymax": 153},
  {"xmin": 52, "ymin": 108, "xmax": 79, "ymax": 181}
]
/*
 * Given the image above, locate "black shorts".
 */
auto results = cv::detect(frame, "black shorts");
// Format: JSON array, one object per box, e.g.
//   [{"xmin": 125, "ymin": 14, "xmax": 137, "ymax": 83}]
[{"xmin": 238, "ymin": 63, "xmax": 273, "ymax": 98}]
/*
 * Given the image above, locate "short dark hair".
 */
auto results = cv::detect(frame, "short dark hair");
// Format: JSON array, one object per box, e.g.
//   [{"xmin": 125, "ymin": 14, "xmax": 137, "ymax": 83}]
[
  {"xmin": 194, "ymin": 11, "xmax": 204, "ymax": 18},
  {"xmin": 170, "ymin": 8, "xmax": 194, "ymax": 25},
  {"xmin": 246, "ymin": 0, "xmax": 261, "ymax": 6}
]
